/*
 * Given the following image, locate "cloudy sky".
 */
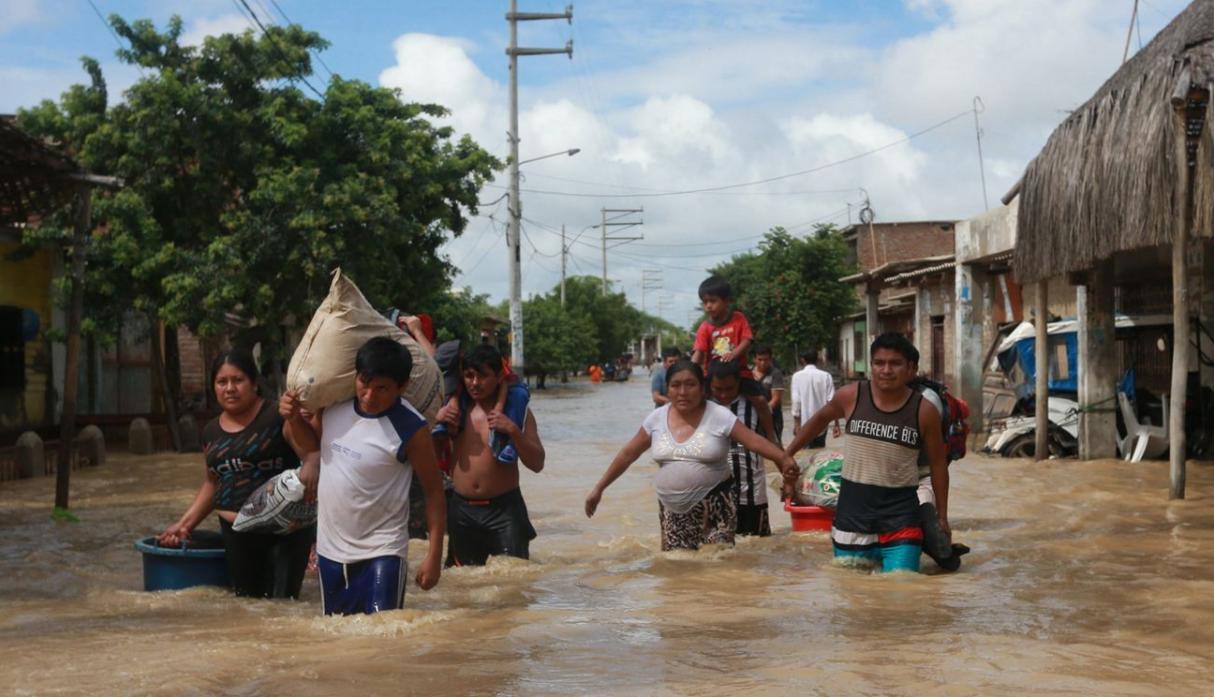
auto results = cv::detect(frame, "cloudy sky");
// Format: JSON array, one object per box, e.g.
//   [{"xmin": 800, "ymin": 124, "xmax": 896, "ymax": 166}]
[{"xmin": 0, "ymin": 0, "xmax": 1191, "ymax": 325}]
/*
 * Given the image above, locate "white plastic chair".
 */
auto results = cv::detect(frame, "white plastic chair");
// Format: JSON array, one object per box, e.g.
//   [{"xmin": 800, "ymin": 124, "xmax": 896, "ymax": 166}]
[{"xmin": 1117, "ymin": 392, "xmax": 1168, "ymax": 462}]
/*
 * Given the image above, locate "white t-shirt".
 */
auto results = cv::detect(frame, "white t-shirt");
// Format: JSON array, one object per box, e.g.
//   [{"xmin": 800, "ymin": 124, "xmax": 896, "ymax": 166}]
[
  {"xmin": 317, "ymin": 397, "xmax": 427, "ymax": 563},
  {"xmin": 790, "ymin": 364, "xmax": 835, "ymax": 420},
  {"xmin": 643, "ymin": 402, "xmax": 739, "ymax": 514}
]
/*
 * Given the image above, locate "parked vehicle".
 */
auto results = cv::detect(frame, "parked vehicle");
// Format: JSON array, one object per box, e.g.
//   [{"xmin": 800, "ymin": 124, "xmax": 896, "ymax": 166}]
[
  {"xmin": 981, "ymin": 314, "xmax": 1172, "ymax": 458},
  {"xmin": 984, "ymin": 396, "xmax": 1079, "ymax": 458}
]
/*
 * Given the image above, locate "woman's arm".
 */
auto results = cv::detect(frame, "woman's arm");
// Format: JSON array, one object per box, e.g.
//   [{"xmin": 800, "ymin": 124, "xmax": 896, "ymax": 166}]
[
  {"xmin": 730, "ymin": 421, "xmax": 795, "ymax": 474},
  {"xmin": 158, "ymin": 467, "xmax": 218, "ymax": 547},
  {"xmin": 585, "ymin": 427, "xmax": 652, "ymax": 517}
]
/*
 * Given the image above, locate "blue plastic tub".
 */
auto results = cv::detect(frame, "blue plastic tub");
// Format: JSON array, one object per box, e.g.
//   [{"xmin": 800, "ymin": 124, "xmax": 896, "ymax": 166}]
[{"xmin": 133, "ymin": 530, "xmax": 230, "ymax": 591}]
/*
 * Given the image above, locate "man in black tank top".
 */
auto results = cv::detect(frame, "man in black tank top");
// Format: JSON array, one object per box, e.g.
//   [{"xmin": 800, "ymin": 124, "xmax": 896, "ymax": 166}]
[{"xmin": 784, "ymin": 333, "xmax": 950, "ymax": 573}]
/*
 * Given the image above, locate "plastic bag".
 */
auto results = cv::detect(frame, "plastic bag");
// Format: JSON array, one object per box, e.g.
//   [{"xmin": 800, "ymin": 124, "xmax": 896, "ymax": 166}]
[
  {"xmin": 794, "ymin": 450, "xmax": 844, "ymax": 508},
  {"xmin": 232, "ymin": 469, "xmax": 317, "ymax": 535},
  {"xmin": 286, "ymin": 269, "xmax": 442, "ymax": 421}
]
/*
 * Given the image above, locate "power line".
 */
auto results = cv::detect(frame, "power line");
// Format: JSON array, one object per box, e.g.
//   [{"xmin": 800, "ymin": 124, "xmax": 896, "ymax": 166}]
[
  {"xmin": 85, "ymin": 0, "xmax": 146, "ymax": 76},
  {"xmin": 521, "ymin": 224, "xmax": 561, "ymax": 258},
  {"xmin": 521, "ymin": 171, "xmax": 858, "ymax": 197},
  {"xmin": 264, "ymin": 0, "xmax": 335, "ymax": 79},
  {"xmin": 486, "ymin": 107, "xmax": 974, "ymax": 199},
  {"xmin": 450, "ymin": 205, "xmax": 503, "ymax": 269},
  {"xmin": 461, "ymin": 218, "xmax": 504, "ymax": 275},
  {"xmin": 522, "ymin": 202, "xmax": 854, "ymax": 252},
  {"xmin": 235, "ymin": 0, "xmax": 325, "ymax": 99}
]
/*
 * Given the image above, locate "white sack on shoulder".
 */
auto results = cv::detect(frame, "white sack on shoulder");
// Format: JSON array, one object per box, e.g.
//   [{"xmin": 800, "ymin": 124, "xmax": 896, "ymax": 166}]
[{"xmin": 285, "ymin": 269, "xmax": 442, "ymax": 421}]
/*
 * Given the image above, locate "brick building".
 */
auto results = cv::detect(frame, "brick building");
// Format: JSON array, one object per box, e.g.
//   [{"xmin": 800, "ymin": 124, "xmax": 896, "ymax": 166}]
[{"xmin": 837, "ymin": 221, "xmax": 957, "ymax": 381}]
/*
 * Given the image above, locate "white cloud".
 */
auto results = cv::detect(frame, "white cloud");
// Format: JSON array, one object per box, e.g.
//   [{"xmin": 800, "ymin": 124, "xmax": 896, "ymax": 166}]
[
  {"xmin": 379, "ymin": 34, "xmax": 503, "ymax": 142},
  {"xmin": 181, "ymin": 14, "xmax": 255, "ymax": 47},
  {"xmin": 0, "ymin": 0, "xmax": 40, "ymax": 35}
]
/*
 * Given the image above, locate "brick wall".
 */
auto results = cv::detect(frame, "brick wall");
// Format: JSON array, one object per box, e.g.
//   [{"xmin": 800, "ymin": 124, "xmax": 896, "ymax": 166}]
[
  {"xmin": 847, "ymin": 221, "xmax": 956, "ymax": 272},
  {"xmin": 176, "ymin": 327, "xmax": 209, "ymax": 410}
]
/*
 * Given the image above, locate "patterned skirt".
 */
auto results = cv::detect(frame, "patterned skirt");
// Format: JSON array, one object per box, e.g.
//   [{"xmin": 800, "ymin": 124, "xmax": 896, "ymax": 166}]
[{"xmin": 658, "ymin": 478, "xmax": 736, "ymax": 551}]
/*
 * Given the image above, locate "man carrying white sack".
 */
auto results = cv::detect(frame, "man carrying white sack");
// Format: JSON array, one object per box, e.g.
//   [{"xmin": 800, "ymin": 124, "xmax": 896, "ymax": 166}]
[{"xmin": 281, "ymin": 337, "xmax": 447, "ymax": 615}]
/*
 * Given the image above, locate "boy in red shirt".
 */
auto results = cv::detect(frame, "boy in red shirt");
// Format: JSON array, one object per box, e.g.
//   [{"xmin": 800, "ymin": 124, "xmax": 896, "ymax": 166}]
[{"xmin": 691, "ymin": 275, "xmax": 775, "ymax": 442}]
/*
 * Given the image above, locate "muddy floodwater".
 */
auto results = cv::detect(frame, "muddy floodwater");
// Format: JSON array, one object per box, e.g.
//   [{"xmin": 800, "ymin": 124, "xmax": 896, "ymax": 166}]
[{"xmin": 3, "ymin": 377, "xmax": 1214, "ymax": 696}]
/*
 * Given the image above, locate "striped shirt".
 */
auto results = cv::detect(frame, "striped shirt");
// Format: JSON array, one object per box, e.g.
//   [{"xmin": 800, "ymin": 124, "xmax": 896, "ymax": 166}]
[
  {"xmin": 835, "ymin": 382, "xmax": 923, "ymax": 534},
  {"xmin": 720, "ymin": 395, "xmax": 767, "ymax": 507}
]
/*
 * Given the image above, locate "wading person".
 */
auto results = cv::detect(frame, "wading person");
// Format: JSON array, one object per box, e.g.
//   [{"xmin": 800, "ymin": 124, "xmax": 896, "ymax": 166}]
[
  {"xmin": 281, "ymin": 337, "xmax": 447, "ymax": 615},
  {"xmin": 438, "ymin": 344, "xmax": 546, "ymax": 566},
  {"xmin": 709, "ymin": 360, "xmax": 776, "ymax": 537},
  {"xmin": 158, "ymin": 349, "xmax": 317, "ymax": 599},
  {"xmin": 650, "ymin": 346, "xmax": 682, "ymax": 407},
  {"xmin": 789, "ymin": 349, "xmax": 840, "ymax": 449},
  {"xmin": 785, "ymin": 333, "xmax": 949, "ymax": 573},
  {"xmin": 585, "ymin": 360, "xmax": 798, "ymax": 551},
  {"xmin": 752, "ymin": 345, "xmax": 785, "ymax": 444}
]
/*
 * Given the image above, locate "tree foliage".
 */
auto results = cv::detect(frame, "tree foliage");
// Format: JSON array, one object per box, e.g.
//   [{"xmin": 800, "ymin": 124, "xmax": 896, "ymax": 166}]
[
  {"xmin": 16, "ymin": 15, "xmax": 498, "ymax": 366},
  {"xmin": 708, "ymin": 225, "xmax": 857, "ymax": 368},
  {"xmin": 519, "ymin": 275, "xmax": 692, "ymax": 375}
]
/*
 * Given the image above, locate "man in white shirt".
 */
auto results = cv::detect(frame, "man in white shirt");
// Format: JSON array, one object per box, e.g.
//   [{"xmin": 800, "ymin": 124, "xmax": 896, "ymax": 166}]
[{"xmin": 789, "ymin": 349, "xmax": 840, "ymax": 449}]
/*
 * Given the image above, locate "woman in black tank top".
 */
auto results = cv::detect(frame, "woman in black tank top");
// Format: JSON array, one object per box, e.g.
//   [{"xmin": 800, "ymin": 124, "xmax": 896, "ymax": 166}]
[{"xmin": 157, "ymin": 350, "xmax": 316, "ymax": 599}]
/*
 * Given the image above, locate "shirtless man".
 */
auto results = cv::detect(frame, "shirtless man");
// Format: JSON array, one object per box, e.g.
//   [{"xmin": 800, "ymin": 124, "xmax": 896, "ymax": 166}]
[{"xmin": 437, "ymin": 344, "xmax": 546, "ymax": 566}]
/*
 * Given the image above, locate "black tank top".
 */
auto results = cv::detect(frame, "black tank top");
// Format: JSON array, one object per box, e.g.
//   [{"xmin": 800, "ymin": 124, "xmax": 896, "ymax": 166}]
[
  {"xmin": 835, "ymin": 382, "xmax": 923, "ymax": 534},
  {"xmin": 203, "ymin": 400, "xmax": 300, "ymax": 511}
]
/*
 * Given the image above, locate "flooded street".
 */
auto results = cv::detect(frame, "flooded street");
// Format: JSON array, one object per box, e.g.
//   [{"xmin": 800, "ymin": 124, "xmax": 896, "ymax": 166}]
[{"xmin": 4, "ymin": 376, "xmax": 1214, "ymax": 696}]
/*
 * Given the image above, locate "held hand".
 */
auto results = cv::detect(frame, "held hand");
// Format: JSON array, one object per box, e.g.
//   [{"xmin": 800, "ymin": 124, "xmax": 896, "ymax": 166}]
[
  {"xmin": 278, "ymin": 391, "xmax": 302, "ymax": 421},
  {"xmin": 585, "ymin": 488, "xmax": 603, "ymax": 518},
  {"xmin": 781, "ymin": 480, "xmax": 796, "ymax": 501},
  {"xmin": 435, "ymin": 401, "xmax": 460, "ymax": 428},
  {"xmin": 780, "ymin": 457, "xmax": 800, "ymax": 482},
  {"xmin": 415, "ymin": 554, "xmax": 441, "ymax": 591},
  {"xmin": 486, "ymin": 409, "xmax": 519, "ymax": 439},
  {"xmin": 298, "ymin": 454, "xmax": 319, "ymax": 503},
  {"xmin": 399, "ymin": 314, "xmax": 423, "ymax": 338},
  {"xmin": 157, "ymin": 522, "xmax": 191, "ymax": 548},
  {"xmin": 832, "ymin": 422, "xmax": 842, "ymax": 439}
]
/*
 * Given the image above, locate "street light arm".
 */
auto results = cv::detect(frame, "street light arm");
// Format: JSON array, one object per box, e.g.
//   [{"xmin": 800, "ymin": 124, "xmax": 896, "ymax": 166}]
[{"xmin": 516, "ymin": 148, "xmax": 581, "ymax": 167}]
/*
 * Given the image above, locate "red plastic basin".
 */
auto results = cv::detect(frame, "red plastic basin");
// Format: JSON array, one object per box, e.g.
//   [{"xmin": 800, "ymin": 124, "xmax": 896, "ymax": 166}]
[{"xmin": 784, "ymin": 500, "xmax": 834, "ymax": 532}]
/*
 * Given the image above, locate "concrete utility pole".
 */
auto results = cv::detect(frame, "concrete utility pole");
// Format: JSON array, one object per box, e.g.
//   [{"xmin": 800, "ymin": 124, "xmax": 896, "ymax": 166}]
[
  {"xmin": 506, "ymin": 0, "xmax": 572, "ymax": 373},
  {"xmin": 641, "ymin": 269, "xmax": 662, "ymax": 315},
  {"xmin": 560, "ymin": 224, "xmax": 567, "ymax": 308},
  {"xmin": 599, "ymin": 207, "xmax": 644, "ymax": 296}
]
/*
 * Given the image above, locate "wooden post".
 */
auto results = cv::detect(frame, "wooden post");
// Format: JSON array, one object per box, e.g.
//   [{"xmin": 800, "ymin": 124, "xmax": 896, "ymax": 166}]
[
  {"xmin": 1168, "ymin": 96, "xmax": 1195, "ymax": 499},
  {"xmin": 55, "ymin": 188, "xmax": 89, "ymax": 509},
  {"xmin": 1035, "ymin": 279, "xmax": 1049, "ymax": 460},
  {"xmin": 150, "ymin": 320, "xmax": 183, "ymax": 453}
]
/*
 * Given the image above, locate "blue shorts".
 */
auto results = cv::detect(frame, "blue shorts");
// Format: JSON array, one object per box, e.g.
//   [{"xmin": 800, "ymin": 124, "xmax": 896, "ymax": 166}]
[
  {"xmin": 831, "ymin": 526, "xmax": 923, "ymax": 573},
  {"xmin": 317, "ymin": 554, "xmax": 407, "ymax": 615}
]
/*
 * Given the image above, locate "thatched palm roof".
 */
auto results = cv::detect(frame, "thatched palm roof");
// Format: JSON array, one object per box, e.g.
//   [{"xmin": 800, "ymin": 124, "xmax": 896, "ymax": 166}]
[
  {"xmin": 1014, "ymin": 0, "xmax": 1214, "ymax": 283},
  {"xmin": 0, "ymin": 117, "xmax": 81, "ymax": 225}
]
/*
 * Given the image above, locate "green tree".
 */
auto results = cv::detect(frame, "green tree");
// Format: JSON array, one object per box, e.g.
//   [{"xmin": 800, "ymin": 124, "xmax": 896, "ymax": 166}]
[
  {"xmin": 709, "ymin": 225, "xmax": 857, "ymax": 368},
  {"xmin": 522, "ymin": 293, "xmax": 597, "ymax": 385},
  {"xmin": 559, "ymin": 276, "xmax": 645, "ymax": 362},
  {"xmin": 18, "ymin": 15, "xmax": 498, "ymax": 383}
]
